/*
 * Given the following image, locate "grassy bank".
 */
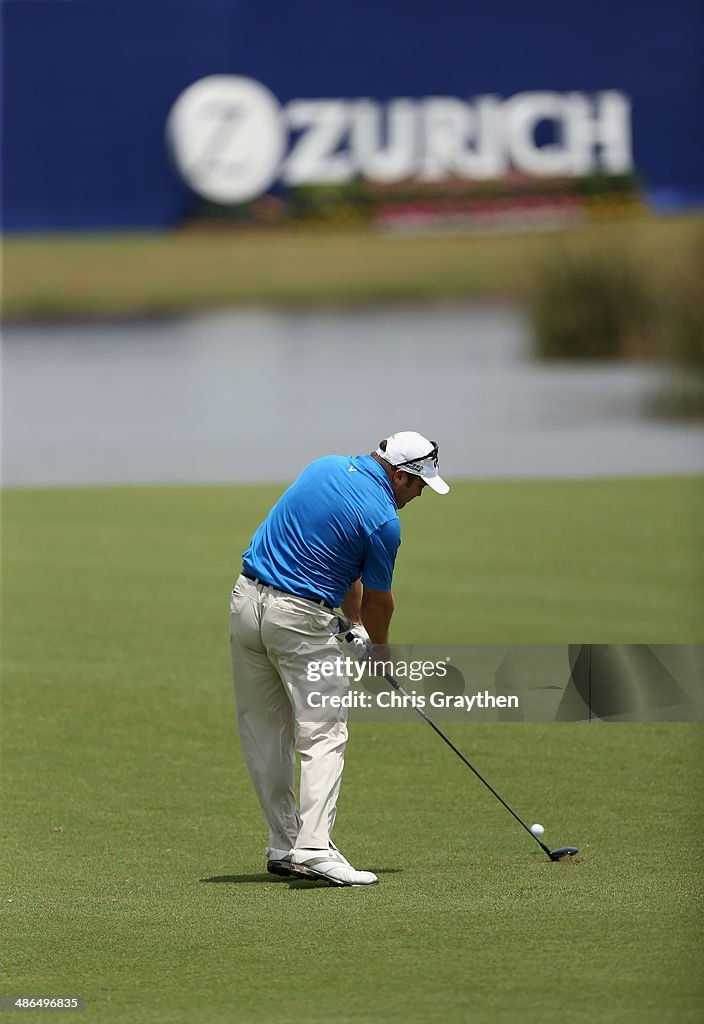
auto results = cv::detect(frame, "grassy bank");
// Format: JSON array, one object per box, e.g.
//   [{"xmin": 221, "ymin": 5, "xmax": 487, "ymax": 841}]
[
  {"xmin": 1, "ymin": 479, "xmax": 702, "ymax": 1023},
  {"xmin": 3, "ymin": 215, "xmax": 703, "ymax": 322}
]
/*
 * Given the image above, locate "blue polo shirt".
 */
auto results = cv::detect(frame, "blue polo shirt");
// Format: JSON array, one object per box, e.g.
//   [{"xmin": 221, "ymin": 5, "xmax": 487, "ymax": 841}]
[{"xmin": 242, "ymin": 454, "xmax": 400, "ymax": 607}]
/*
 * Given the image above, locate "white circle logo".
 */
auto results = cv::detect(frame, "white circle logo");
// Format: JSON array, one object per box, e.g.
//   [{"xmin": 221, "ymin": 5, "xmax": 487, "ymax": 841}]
[{"xmin": 166, "ymin": 75, "xmax": 285, "ymax": 203}]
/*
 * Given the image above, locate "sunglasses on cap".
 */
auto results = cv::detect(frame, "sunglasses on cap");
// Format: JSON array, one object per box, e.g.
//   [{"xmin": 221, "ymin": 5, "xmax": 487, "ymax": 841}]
[{"xmin": 393, "ymin": 442, "xmax": 439, "ymax": 471}]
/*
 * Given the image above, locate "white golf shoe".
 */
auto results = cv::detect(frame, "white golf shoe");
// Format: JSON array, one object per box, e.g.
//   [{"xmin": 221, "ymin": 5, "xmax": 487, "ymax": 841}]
[{"xmin": 290, "ymin": 847, "xmax": 378, "ymax": 887}]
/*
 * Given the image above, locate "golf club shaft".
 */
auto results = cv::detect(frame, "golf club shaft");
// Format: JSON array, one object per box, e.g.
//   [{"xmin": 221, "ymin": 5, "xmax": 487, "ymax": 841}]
[{"xmin": 383, "ymin": 672, "xmax": 553, "ymax": 859}]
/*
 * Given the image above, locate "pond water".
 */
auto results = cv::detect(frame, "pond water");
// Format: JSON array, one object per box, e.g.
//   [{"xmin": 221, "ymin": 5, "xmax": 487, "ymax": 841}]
[{"xmin": 2, "ymin": 304, "xmax": 703, "ymax": 486}]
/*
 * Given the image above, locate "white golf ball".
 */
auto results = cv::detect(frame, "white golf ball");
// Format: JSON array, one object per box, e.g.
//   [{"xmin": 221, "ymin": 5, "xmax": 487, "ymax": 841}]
[{"xmin": 530, "ymin": 823, "xmax": 545, "ymax": 836}]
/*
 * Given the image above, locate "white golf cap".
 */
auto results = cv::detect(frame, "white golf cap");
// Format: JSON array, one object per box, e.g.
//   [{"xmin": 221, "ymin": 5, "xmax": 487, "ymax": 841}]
[{"xmin": 376, "ymin": 431, "xmax": 450, "ymax": 494}]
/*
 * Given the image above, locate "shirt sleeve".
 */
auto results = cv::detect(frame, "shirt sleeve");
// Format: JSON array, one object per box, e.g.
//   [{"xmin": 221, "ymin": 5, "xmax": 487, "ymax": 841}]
[{"xmin": 360, "ymin": 517, "xmax": 401, "ymax": 591}]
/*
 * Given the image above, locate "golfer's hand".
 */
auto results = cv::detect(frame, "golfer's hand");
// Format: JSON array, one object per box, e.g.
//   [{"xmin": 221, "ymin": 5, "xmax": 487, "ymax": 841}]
[
  {"xmin": 368, "ymin": 643, "xmax": 392, "ymax": 676},
  {"xmin": 342, "ymin": 623, "xmax": 371, "ymax": 661}
]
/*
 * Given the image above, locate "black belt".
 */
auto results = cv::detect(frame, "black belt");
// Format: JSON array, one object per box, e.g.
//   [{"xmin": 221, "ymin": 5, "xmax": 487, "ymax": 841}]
[{"xmin": 241, "ymin": 571, "xmax": 335, "ymax": 611}]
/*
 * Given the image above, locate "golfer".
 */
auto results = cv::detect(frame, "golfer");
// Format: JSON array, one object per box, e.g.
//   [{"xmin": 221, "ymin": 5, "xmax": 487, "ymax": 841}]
[{"xmin": 229, "ymin": 432, "xmax": 449, "ymax": 886}]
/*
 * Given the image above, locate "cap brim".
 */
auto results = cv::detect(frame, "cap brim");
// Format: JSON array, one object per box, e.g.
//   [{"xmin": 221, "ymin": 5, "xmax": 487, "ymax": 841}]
[{"xmin": 423, "ymin": 473, "xmax": 450, "ymax": 495}]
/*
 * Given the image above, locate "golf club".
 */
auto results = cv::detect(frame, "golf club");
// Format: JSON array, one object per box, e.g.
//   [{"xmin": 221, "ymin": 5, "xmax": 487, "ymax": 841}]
[{"xmin": 382, "ymin": 671, "xmax": 579, "ymax": 862}]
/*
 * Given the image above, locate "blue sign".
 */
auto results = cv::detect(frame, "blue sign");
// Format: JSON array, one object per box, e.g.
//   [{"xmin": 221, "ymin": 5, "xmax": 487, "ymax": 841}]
[{"xmin": 2, "ymin": 0, "xmax": 702, "ymax": 231}]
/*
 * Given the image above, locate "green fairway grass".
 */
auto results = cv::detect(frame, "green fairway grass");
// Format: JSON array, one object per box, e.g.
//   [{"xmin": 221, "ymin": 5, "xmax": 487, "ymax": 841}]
[
  {"xmin": 2, "ymin": 478, "xmax": 703, "ymax": 1023},
  {"xmin": 2, "ymin": 215, "xmax": 703, "ymax": 322}
]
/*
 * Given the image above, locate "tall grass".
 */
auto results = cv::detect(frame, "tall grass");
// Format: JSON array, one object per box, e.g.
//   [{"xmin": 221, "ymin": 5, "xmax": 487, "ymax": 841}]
[
  {"xmin": 531, "ymin": 230, "xmax": 704, "ymax": 415},
  {"xmin": 656, "ymin": 234, "xmax": 704, "ymax": 415},
  {"xmin": 531, "ymin": 247, "xmax": 655, "ymax": 359}
]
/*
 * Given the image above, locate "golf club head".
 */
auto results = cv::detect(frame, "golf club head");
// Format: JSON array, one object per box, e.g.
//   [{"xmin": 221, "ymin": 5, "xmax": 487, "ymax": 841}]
[{"xmin": 549, "ymin": 846, "xmax": 579, "ymax": 861}]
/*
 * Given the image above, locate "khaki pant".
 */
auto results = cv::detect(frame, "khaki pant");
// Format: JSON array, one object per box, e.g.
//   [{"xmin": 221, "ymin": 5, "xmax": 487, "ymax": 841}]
[{"xmin": 229, "ymin": 573, "xmax": 349, "ymax": 852}]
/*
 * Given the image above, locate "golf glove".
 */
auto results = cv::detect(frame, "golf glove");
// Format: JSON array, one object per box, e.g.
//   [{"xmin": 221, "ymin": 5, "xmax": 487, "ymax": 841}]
[{"xmin": 337, "ymin": 620, "xmax": 371, "ymax": 661}]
